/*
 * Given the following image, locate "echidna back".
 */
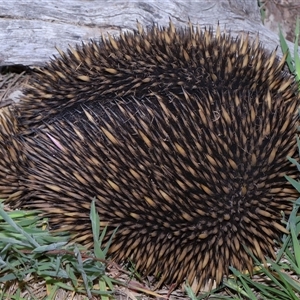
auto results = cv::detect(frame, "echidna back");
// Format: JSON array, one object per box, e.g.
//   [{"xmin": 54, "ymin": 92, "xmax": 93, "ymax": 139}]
[{"xmin": 0, "ymin": 23, "xmax": 299, "ymax": 292}]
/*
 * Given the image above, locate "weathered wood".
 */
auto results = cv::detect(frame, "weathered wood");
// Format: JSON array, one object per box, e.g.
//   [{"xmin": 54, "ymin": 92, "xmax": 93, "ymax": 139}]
[{"xmin": 0, "ymin": 0, "xmax": 296, "ymax": 66}]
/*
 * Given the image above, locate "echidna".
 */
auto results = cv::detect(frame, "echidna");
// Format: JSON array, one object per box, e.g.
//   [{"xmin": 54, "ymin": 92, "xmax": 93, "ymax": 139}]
[{"xmin": 0, "ymin": 22, "xmax": 299, "ymax": 292}]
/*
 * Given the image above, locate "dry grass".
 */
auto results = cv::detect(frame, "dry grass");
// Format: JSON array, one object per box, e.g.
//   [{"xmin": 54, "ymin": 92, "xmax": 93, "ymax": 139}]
[{"xmin": 0, "ymin": 67, "xmax": 31, "ymax": 108}]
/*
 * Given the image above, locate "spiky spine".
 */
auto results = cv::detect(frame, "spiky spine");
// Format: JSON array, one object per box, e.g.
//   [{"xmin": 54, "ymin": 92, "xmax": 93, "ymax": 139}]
[{"xmin": 0, "ymin": 22, "xmax": 299, "ymax": 292}]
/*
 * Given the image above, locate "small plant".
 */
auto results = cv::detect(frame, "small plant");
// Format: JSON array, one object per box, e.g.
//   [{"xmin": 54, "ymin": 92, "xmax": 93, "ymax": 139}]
[
  {"xmin": 0, "ymin": 200, "xmax": 117, "ymax": 299},
  {"xmin": 279, "ymin": 18, "xmax": 300, "ymax": 83}
]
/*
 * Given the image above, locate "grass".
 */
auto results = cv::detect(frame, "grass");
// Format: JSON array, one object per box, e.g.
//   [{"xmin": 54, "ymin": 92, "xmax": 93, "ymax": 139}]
[
  {"xmin": 0, "ymin": 200, "xmax": 117, "ymax": 299},
  {"xmin": 0, "ymin": 202, "xmax": 168, "ymax": 299},
  {"xmin": 279, "ymin": 18, "xmax": 300, "ymax": 83},
  {"xmin": 257, "ymin": 1, "xmax": 266, "ymax": 24}
]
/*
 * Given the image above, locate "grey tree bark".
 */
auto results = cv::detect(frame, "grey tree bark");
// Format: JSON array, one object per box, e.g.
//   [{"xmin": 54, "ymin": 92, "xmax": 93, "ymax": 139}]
[{"xmin": 0, "ymin": 0, "xmax": 295, "ymax": 66}]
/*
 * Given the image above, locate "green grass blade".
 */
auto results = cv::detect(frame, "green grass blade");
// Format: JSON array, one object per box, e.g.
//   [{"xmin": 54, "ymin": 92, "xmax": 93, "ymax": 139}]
[
  {"xmin": 279, "ymin": 26, "xmax": 294, "ymax": 73},
  {"xmin": 293, "ymin": 17, "xmax": 300, "ymax": 82},
  {"xmin": 0, "ymin": 206, "xmax": 40, "ymax": 248}
]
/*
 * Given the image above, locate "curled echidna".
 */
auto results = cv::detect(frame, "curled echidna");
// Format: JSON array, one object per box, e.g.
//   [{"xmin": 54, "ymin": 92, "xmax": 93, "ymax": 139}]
[{"xmin": 0, "ymin": 22, "xmax": 299, "ymax": 292}]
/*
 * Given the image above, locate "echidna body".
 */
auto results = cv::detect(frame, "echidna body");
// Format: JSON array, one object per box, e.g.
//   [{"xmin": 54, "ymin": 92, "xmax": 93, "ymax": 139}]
[{"xmin": 0, "ymin": 23, "xmax": 299, "ymax": 291}]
